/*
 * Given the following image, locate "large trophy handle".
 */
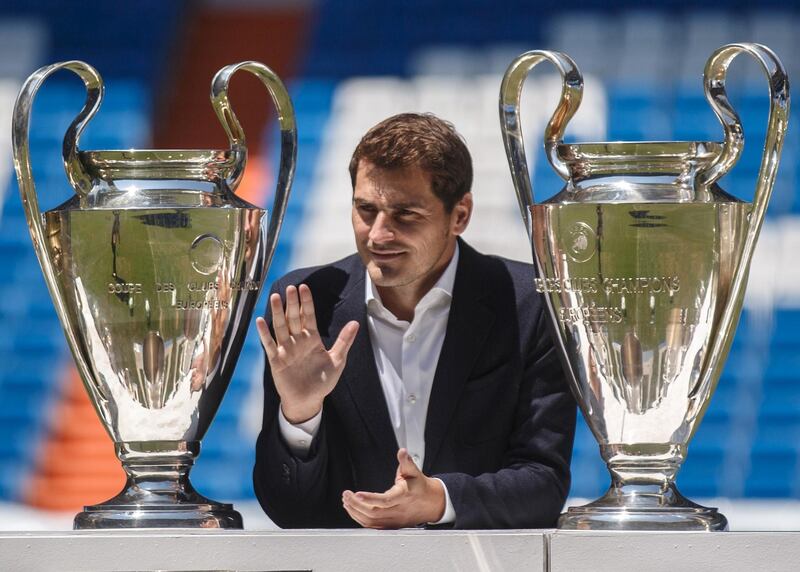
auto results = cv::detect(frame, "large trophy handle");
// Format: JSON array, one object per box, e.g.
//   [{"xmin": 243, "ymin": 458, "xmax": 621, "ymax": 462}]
[
  {"xmin": 211, "ymin": 61, "xmax": 297, "ymax": 271},
  {"xmin": 11, "ymin": 61, "xmax": 104, "ymax": 403},
  {"xmin": 499, "ymin": 50, "xmax": 583, "ymax": 235},
  {"xmin": 691, "ymin": 43, "xmax": 790, "ymax": 403},
  {"xmin": 13, "ymin": 61, "xmax": 103, "ymax": 202}
]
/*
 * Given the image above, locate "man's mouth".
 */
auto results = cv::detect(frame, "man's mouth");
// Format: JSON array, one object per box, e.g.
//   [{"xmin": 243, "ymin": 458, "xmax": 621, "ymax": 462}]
[{"xmin": 369, "ymin": 249, "xmax": 405, "ymax": 261}]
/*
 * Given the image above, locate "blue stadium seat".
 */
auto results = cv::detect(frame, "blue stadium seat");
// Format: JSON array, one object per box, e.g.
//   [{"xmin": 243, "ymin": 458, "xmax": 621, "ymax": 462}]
[
  {"xmin": 672, "ymin": 108, "xmax": 723, "ymax": 142},
  {"xmin": 571, "ymin": 415, "xmax": 597, "ymax": 455},
  {"xmin": 569, "ymin": 453, "xmax": 608, "ymax": 499},
  {"xmin": 0, "ymin": 465, "xmax": 27, "ymax": 501},
  {"xmin": 607, "ymin": 84, "xmax": 670, "ymax": 114},
  {"xmin": 680, "ymin": 450, "xmax": 727, "ymax": 498},
  {"xmin": 0, "ymin": 359, "xmax": 58, "ymax": 393},
  {"xmin": 760, "ymin": 381, "xmax": 800, "ymax": 420},
  {"xmin": 193, "ymin": 462, "xmax": 254, "ymax": 501},
  {"xmin": 763, "ymin": 351, "xmax": 800, "ymax": 388},
  {"xmin": 11, "ymin": 320, "xmax": 63, "ymax": 353},
  {"xmin": 0, "ymin": 388, "xmax": 50, "ymax": 423},
  {"xmin": 289, "ymin": 80, "xmax": 337, "ymax": 109},
  {"xmin": 0, "ymin": 422, "xmax": 42, "ymax": 461},
  {"xmin": 745, "ymin": 450, "xmax": 797, "ymax": 497},
  {"xmin": 692, "ymin": 417, "xmax": 732, "ymax": 454},
  {"xmin": 753, "ymin": 418, "xmax": 800, "ymax": 452},
  {"xmin": 771, "ymin": 311, "xmax": 800, "ymax": 348},
  {"xmin": 748, "ymin": 414, "xmax": 800, "ymax": 498},
  {"xmin": 569, "ymin": 415, "xmax": 609, "ymax": 499}
]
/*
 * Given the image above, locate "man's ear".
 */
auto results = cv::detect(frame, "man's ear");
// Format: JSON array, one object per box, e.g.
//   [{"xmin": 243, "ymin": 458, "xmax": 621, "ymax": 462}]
[{"xmin": 451, "ymin": 192, "xmax": 473, "ymax": 236}]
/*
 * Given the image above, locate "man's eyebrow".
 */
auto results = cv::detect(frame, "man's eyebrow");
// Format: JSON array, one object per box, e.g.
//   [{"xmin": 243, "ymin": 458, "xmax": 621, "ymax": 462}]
[
  {"xmin": 352, "ymin": 197, "xmax": 372, "ymax": 205},
  {"xmin": 352, "ymin": 198, "xmax": 426, "ymax": 210},
  {"xmin": 391, "ymin": 201, "xmax": 425, "ymax": 210}
]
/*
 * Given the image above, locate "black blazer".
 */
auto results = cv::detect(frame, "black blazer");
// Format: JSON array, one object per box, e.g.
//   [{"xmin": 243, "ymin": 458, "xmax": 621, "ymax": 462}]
[{"xmin": 253, "ymin": 239, "xmax": 576, "ymax": 528}]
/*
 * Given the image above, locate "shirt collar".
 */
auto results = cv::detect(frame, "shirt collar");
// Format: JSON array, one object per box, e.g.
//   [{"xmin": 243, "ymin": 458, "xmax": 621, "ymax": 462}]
[{"xmin": 365, "ymin": 242, "xmax": 460, "ymax": 316}]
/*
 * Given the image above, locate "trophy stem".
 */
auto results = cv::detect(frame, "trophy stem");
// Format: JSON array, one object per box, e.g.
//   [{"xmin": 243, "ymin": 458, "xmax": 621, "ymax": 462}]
[
  {"xmin": 73, "ymin": 441, "xmax": 242, "ymax": 529},
  {"xmin": 603, "ymin": 442, "xmax": 684, "ymax": 485},
  {"xmin": 559, "ymin": 443, "xmax": 727, "ymax": 531}
]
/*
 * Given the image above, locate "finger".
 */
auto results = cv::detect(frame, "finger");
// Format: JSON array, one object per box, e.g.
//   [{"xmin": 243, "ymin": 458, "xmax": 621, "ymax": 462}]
[
  {"xmin": 330, "ymin": 321, "xmax": 360, "ymax": 362},
  {"xmin": 270, "ymin": 293, "xmax": 290, "ymax": 344},
  {"xmin": 342, "ymin": 492, "xmax": 388, "ymax": 528},
  {"xmin": 285, "ymin": 285, "xmax": 302, "ymax": 335},
  {"xmin": 397, "ymin": 448, "xmax": 421, "ymax": 477},
  {"xmin": 342, "ymin": 501, "xmax": 371, "ymax": 529},
  {"xmin": 255, "ymin": 317, "xmax": 279, "ymax": 362},
  {"xmin": 298, "ymin": 284, "xmax": 318, "ymax": 334},
  {"xmin": 354, "ymin": 485, "xmax": 405, "ymax": 509},
  {"xmin": 342, "ymin": 491, "xmax": 372, "ymax": 525},
  {"xmin": 347, "ymin": 488, "xmax": 392, "ymax": 514}
]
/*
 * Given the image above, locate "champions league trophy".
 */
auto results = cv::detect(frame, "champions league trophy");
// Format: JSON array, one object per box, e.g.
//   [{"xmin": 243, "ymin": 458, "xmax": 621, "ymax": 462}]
[
  {"xmin": 500, "ymin": 44, "xmax": 789, "ymax": 530},
  {"xmin": 12, "ymin": 61, "xmax": 296, "ymax": 528}
]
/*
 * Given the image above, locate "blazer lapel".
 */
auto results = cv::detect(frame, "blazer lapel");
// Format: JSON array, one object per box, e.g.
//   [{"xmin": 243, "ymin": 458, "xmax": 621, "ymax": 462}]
[
  {"xmin": 325, "ymin": 265, "xmax": 399, "ymax": 469},
  {"xmin": 423, "ymin": 241, "xmax": 494, "ymax": 473}
]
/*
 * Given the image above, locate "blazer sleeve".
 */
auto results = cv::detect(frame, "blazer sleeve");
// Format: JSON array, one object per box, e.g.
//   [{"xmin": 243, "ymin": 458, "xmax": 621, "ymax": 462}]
[
  {"xmin": 435, "ymin": 306, "xmax": 577, "ymax": 529},
  {"xmin": 252, "ymin": 279, "xmax": 357, "ymax": 528}
]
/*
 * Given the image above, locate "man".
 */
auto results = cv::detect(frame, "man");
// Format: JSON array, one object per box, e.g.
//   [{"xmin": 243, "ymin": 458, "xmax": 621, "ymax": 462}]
[{"xmin": 253, "ymin": 113, "xmax": 575, "ymax": 529}]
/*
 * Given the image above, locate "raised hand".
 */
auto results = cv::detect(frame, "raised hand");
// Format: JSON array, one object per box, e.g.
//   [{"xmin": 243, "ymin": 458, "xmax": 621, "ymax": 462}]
[
  {"xmin": 256, "ymin": 284, "xmax": 359, "ymax": 423},
  {"xmin": 342, "ymin": 449, "xmax": 446, "ymax": 529}
]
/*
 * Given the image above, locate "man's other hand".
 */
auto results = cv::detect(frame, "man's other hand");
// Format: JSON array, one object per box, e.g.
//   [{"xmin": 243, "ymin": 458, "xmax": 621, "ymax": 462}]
[
  {"xmin": 342, "ymin": 448, "xmax": 446, "ymax": 528},
  {"xmin": 256, "ymin": 284, "xmax": 359, "ymax": 424}
]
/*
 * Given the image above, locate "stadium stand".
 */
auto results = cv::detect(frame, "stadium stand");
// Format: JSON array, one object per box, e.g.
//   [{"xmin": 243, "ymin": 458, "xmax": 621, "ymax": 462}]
[{"xmin": 1, "ymin": 2, "xmax": 800, "ymax": 526}]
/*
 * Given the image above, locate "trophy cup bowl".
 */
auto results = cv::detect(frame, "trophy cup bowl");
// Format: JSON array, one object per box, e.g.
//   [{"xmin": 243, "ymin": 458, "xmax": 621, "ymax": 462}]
[
  {"xmin": 500, "ymin": 44, "xmax": 789, "ymax": 530},
  {"xmin": 12, "ymin": 61, "xmax": 296, "ymax": 529}
]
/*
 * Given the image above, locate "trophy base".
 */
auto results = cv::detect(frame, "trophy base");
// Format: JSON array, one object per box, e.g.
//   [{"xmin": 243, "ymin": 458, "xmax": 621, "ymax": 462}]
[
  {"xmin": 558, "ymin": 483, "xmax": 728, "ymax": 531},
  {"xmin": 74, "ymin": 502, "xmax": 243, "ymax": 529},
  {"xmin": 73, "ymin": 475, "xmax": 243, "ymax": 529}
]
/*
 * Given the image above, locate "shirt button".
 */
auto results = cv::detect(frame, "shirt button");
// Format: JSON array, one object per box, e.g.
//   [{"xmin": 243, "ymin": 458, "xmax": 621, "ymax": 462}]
[
  {"xmin": 282, "ymin": 463, "xmax": 291, "ymax": 475},
  {"xmin": 412, "ymin": 454, "xmax": 421, "ymax": 465},
  {"xmin": 406, "ymin": 334, "xmax": 416, "ymax": 343},
  {"xmin": 407, "ymin": 394, "xmax": 417, "ymax": 404},
  {"xmin": 299, "ymin": 439, "xmax": 307, "ymax": 445}
]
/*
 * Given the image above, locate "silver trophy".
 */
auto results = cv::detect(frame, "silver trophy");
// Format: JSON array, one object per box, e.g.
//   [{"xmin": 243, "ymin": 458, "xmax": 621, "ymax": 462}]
[
  {"xmin": 12, "ymin": 61, "xmax": 296, "ymax": 528},
  {"xmin": 500, "ymin": 44, "xmax": 789, "ymax": 530}
]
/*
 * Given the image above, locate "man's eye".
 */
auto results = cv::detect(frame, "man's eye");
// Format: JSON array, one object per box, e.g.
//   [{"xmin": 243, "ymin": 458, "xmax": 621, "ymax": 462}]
[{"xmin": 396, "ymin": 210, "xmax": 417, "ymax": 220}]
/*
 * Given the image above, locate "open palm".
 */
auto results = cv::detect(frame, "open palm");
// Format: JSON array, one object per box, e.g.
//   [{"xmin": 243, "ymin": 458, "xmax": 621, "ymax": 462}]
[{"xmin": 256, "ymin": 284, "xmax": 359, "ymax": 423}]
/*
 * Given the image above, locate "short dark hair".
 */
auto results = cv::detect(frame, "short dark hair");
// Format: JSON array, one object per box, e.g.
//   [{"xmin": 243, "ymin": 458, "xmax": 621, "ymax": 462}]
[{"xmin": 348, "ymin": 113, "xmax": 473, "ymax": 211}]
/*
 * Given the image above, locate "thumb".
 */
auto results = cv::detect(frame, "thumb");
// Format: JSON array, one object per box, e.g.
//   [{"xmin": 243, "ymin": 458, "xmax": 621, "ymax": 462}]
[
  {"xmin": 397, "ymin": 448, "xmax": 421, "ymax": 478},
  {"xmin": 330, "ymin": 320, "xmax": 360, "ymax": 363}
]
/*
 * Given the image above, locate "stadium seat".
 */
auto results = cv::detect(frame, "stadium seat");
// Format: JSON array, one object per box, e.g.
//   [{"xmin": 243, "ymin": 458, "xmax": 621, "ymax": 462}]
[{"xmin": 680, "ymin": 450, "xmax": 728, "ymax": 498}]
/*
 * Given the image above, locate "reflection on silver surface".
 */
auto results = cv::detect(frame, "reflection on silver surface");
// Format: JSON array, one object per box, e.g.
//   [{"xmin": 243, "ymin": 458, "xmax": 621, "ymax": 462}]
[
  {"xmin": 500, "ymin": 45, "xmax": 789, "ymax": 530},
  {"xmin": 12, "ymin": 60, "xmax": 296, "ymax": 528}
]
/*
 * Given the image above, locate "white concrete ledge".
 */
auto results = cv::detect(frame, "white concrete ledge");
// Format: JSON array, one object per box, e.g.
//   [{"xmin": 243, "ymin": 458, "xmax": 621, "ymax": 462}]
[
  {"xmin": 3, "ymin": 529, "xmax": 800, "ymax": 571},
  {"xmin": 549, "ymin": 531, "xmax": 800, "ymax": 571},
  {"xmin": 0, "ymin": 529, "xmax": 545, "ymax": 571}
]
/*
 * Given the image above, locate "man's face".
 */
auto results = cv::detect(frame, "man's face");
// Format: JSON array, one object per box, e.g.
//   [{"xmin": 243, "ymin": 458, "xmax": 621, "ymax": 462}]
[{"xmin": 352, "ymin": 161, "xmax": 471, "ymax": 291}]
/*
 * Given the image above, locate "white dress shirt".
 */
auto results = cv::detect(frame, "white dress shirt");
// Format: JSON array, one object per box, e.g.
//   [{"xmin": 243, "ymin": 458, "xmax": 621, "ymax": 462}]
[{"xmin": 278, "ymin": 244, "xmax": 460, "ymax": 525}]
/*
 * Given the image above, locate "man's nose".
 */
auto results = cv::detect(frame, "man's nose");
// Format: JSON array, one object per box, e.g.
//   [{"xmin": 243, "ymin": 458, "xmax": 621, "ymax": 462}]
[{"xmin": 369, "ymin": 212, "xmax": 394, "ymax": 243}]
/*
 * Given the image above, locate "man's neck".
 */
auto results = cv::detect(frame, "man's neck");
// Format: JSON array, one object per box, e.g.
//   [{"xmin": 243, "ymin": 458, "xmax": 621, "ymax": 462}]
[{"xmin": 376, "ymin": 284, "xmax": 430, "ymax": 323}]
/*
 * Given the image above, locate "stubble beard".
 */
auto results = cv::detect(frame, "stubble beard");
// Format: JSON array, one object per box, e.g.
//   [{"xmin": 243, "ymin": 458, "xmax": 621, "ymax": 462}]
[{"xmin": 366, "ymin": 260, "xmax": 411, "ymax": 288}]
